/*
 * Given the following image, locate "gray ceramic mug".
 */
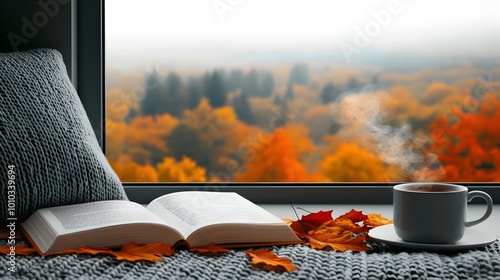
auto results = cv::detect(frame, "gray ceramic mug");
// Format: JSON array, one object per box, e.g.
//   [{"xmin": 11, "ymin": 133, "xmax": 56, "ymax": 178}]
[{"xmin": 393, "ymin": 183, "xmax": 493, "ymax": 244}]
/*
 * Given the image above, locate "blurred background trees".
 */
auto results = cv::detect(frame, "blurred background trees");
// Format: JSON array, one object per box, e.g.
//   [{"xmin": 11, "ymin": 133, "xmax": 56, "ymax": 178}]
[{"xmin": 106, "ymin": 62, "xmax": 500, "ymax": 183}]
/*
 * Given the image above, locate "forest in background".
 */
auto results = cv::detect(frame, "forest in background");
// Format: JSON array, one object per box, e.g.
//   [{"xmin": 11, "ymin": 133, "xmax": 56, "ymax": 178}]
[{"xmin": 105, "ymin": 61, "xmax": 500, "ymax": 183}]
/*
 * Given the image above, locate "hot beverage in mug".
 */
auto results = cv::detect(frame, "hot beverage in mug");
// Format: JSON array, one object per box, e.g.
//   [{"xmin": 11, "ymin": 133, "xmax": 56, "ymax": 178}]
[{"xmin": 393, "ymin": 183, "xmax": 493, "ymax": 244}]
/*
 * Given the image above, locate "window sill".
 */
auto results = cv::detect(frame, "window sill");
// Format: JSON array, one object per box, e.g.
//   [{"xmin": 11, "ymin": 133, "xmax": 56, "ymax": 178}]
[{"xmin": 260, "ymin": 204, "xmax": 500, "ymax": 238}]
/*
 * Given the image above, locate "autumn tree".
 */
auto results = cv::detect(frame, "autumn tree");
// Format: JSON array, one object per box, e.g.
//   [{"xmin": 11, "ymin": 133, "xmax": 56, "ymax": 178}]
[
  {"xmin": 110, "ymin": 155, "xmax": 158, "ymax": 182},
  {"xmin": 232, "ymin": 90, "xmax": 256, "ymax": 124},
  {"xmin": 165, "ymin": 98, "xmax": 249, "ymax": 176},
  {"xmin": 126, "ymin": 113, "xmax": 179, "ymax": 165},
  {"xmin": 226, "ymin": 69, "xmax": 245, "ymax": 92},
  {"xmin": 140, "ymin": 70, "xmax": 165, "ymax": 116},
  {"xmin": 303, "ymin": 105, "xmax": 335, "ymax": 142},
  {"xmin": 428, "ymin": 95, "xmax": 500, "ymax": 181},
  {"xmin": 243, "ymin": 69, "xmax": 260, "ymax": 97},
  {"xmin": 283, "ymin": 124, "xmax": 315, "ymax": 162},
  {"xmin": 284, "ymin": 83, "xmax": 294, "ymax": 100},
  {"xmin": 259, "ymin": 71, "xmax": 275, "ymax": 97},
  {"xmin": 186, "ymin": 77, "xmax": 203, "ymax": 109},
  {"xmin": 157, "ymin": 156, "xmax": 207, "ymax": 182},
  {"xmin": 421, "ymin": 82, "xmax": 454, "ymax": 105},
  {"xmin": 163, "ymin": 73, "xmax": 185, "ymax": 117},
  {"xmin": 166, "ymin": 124, "xmax": 212, "ymax": 169},
  {"xmin": 105, "ymin": 120, "xmax": 128, "ymax": 162},
  {"xmin": 320, "ymin": 83, "xmax": 337, "ymax": 104},
  {"xmin": 204, "ymin": 71, "xmax": 227, "ymax": 108},
  {"xmin": 106, "ymin": 88, "xmax": 131, "ymax": 122},
  {"xmin": 321, "ymin": 143, "xmax": 389, "ymax": 182},
  {"xmin": 288, "ymin": 63, "xmax": 309, "ymax": 86},
  {"xmin": 235, "ymin": 129, "xmax": 307, "ymax": 182}
]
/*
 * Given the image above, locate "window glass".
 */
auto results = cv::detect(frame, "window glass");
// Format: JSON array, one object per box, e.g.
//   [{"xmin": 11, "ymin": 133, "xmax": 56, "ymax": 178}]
[{"xmin": 105, "ymin": 0, "xmax": 500, "ymax": 183}]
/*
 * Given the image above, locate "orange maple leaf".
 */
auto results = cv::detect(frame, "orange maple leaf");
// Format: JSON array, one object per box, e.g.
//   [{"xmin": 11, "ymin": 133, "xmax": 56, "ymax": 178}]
[
  {"xmin": 189, "ymin": 242, "xmax": 230, "ymax": 256},
  {"xmin": 290, "ymin": 210, "xmax": 333, "ymax": 237},
  {"xmin": 60, "ymin": 242, "xmax": 174, "ymax": 262},
  {"xmin": 291, "ymin": 209, "xmax": 393, "ymax": 252},
  {"xmin": 335, "ymin": 209, "xmax": 368, "ymax": 222},
  {"xmin": 307, "ymin": 235, "xmax": 371, "ymax": 252},
  {"xmin": 363, "ymin": 213, "xmax": 393, "ymax": 227},
  {"xmin": 0, "ymin": 244, "xmax": 37, "ymax": 256},
  {"xmin": 245, "ymin": 249, "xmax": 298, "ymax": 273},
  {"xmin": 301, "ymin": 210, "xmax": 334, "ymax": 225},
  {"xmin": 307, "ymin": 219, "xmax": 371, "ymax": 252},
  {"xmin": 116, "ymin": 241, "xmax": 175, "ymax": 262}
]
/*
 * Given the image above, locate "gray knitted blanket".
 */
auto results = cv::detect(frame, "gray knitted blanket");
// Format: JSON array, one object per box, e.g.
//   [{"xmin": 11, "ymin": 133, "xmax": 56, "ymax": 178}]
[{"xmin": 1, "ymin": 240, "xmax": 499, "ymax": 279}]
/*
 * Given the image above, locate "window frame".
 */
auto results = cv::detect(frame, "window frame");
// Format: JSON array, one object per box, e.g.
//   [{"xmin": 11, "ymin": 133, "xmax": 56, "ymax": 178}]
[{"xmin": 80, "ymin": 0, "xmax": 500, "ymax": 204}]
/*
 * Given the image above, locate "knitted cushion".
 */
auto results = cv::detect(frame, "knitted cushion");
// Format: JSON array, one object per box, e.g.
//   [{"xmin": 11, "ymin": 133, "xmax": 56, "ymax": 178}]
[{"xmin": 0, "ymin": 48, "xmax": 127, "ymax": 227}]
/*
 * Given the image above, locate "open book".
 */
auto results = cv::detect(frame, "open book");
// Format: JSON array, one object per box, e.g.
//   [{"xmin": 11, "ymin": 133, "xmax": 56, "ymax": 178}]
[{"xmin": 21, "ymin": 191, "xmax": 302, "ymax": 254}]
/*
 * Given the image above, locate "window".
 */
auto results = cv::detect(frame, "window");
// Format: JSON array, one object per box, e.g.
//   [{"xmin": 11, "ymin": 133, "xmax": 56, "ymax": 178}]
[{"xmin": 101, "ymin": 0, "xmax": 500, "ymax": 203}]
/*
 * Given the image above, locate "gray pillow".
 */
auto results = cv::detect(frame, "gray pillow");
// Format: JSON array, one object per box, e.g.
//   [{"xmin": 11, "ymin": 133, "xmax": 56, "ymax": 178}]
[{"xmin": 0, "ymin": 49, "xmax": 127, "ymax": 227}]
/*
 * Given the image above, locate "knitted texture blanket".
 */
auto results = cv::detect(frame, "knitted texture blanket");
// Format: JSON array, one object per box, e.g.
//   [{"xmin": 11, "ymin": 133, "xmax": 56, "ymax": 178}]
[{"xmin": 1, "ymin": 241, "xmax": 499, "ymax": 279}]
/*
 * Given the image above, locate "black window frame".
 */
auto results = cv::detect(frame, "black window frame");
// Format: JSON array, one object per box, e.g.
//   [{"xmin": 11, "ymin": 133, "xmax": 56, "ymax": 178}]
[{"xmin": 79, "ymin": 0, "xmax": 500, "ymax": 204}]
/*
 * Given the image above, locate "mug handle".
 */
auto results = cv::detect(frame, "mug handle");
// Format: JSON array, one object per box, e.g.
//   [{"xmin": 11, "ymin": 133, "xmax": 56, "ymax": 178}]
[{"xmin": 465, "ymin": 191, "xmax": 493, "ymax": 227}]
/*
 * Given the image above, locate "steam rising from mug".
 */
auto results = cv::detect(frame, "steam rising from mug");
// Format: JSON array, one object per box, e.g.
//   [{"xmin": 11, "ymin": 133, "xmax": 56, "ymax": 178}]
[{"xmin": 332, "ymin": 86, "xmax": 445, "ymax": 182}]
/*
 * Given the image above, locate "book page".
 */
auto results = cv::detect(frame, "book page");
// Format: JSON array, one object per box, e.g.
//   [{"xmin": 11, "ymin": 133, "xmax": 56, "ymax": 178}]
[
  {"xmin": 41, "ymin": 200, "xmax": 169, "ymax": 234},
  {"xmin": 147, "ymin": 191, "xmax": 285, "ymax": 238}
]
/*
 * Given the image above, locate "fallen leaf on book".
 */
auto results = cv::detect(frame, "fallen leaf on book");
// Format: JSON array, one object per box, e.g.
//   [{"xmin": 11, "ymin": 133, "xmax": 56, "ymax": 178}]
[
  {"xmin": 289, "ymin": 208, "xmax": 392, "ymax": 252},
  {"xmin": 0, "ymin": 244, "xmax": 37, "ymax": 255},
  {"xmin": 189, "ymin": 242, "xmax": 230, "ymax": 256},
  {"xmin": 245, "ymin": 249, "xmax": 297, "ymax": 273},
  {"xmin": 60, "ymin": 242, "xmax": 175, "ymax": 262}
]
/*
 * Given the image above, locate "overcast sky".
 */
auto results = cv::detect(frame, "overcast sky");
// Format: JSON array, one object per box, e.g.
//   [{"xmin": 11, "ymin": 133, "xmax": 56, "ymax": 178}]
[{"xmin": 105, "ymin": 0, "xmax": 500, "ymax": 67}]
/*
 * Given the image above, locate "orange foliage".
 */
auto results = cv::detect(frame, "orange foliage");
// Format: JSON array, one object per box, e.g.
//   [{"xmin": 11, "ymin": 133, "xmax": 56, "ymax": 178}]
[
  {"xmin": 156, "ymin": 157, "xmax": 206, "ymax": 182},
  {"xmin": 245, "ymin": 249, "xmax": 298, "ymax": 273},
  {"xmin": 321, "ymin": 134, "xmax": 346, "ymax": 157},
  {"xmin": 307, "ymin": 234, "xmax": 370, "ymax": 252},
  {"xmin": 110, "ymin": 155, "xmax": 158, "ymax": 182},
  {"xmin": 0, "ymin": 244, "xmax": 37, "ymax": 256},
  {"xmin": 60, "ymin": 242, "xmax": 174, "ymax": 262},
  {"xmin": 283, "ymin": 124, "xmax": 315, "ymax": 162},
  {"xmin": 235, "ymin": 129, "xmax": 307, "ymax": 182},
  {"xmin": 105, "ymin": 114, "xmax": 179, "ymax": 165},
  {"xmin": 429, "ymin": 95, "xmax": 500, "ymax": 181},
  {"xmin": 421, "ymin": 82, "xmax": 455, "ymax": 104},
  {"xmin": 289, "ymin": 208, "xmax": 392, "ymax": 252},
  {"xmin": 321, "ymin": 143, "xmax": 389, "ymax": 182},
  {"xmin": 183, "ymin": 98, "xmax": 247, "ymax": 172},
  {"xmin": 385, "ymin": 86, "xmax": 432, "ymax": 120},
  {"xmin": 364, "ymin": 214, "xmax": 394, "ymax": 227},
  {"xmin": 303, "ymin": 104, "xmax": 333, "ymax": 143},
  {"xmin": 289, "ymin": 210, "xmax": 333, "ymax": 237},
  {"xmin": 189, "ymin": 242, "xmax": 230, "ymax": 256},
  {"xmin": 126, "ymin": 114, "xmax": 179, "ymax": 158},
  {"xmin": 106, "ymin": 88, "xmax": 131, "ymax": 122},
  {"xmin": 183, "ymin": 98, "xmax": 237, "ymax": 147},
  {"xmin": 105, "ymin": 120, "xmax": 128, "ymax": 162}
]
